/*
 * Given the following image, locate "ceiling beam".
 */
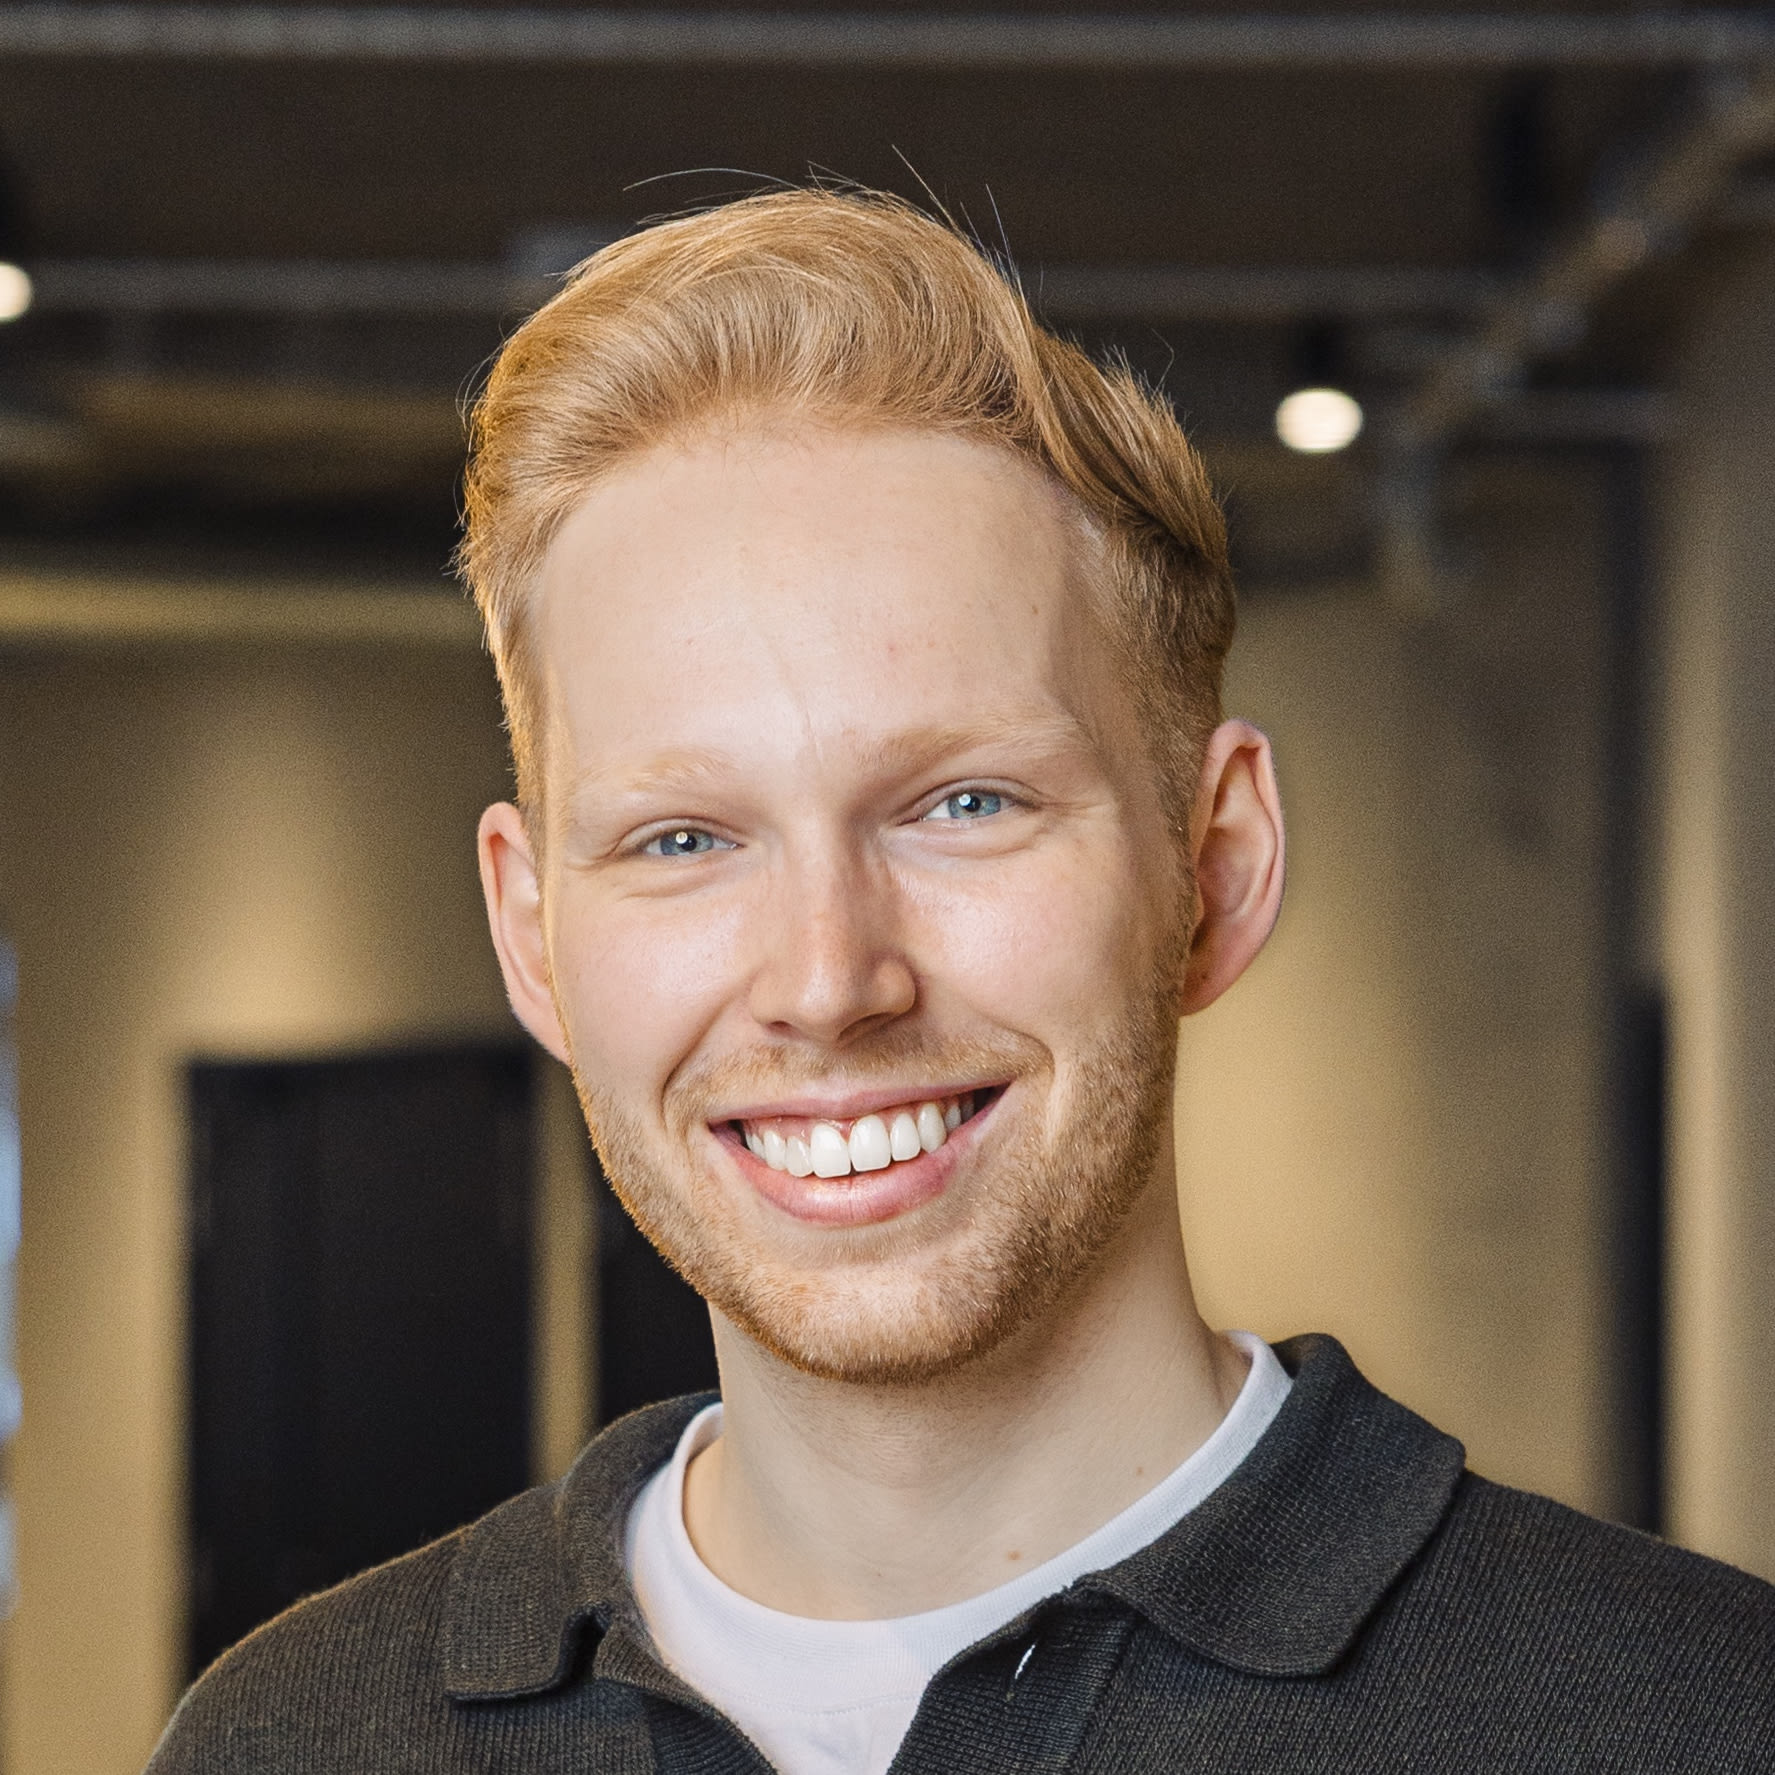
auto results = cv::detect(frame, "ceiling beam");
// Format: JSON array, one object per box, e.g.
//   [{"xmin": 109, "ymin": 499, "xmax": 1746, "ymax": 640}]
[
  {"xmin": 24, "ymin": 258, "xmax": 1502, "ymax": 322},
  {"xmin": 1032, "ymin": 265, "xmax": 1502, "ymax": 323},
  {"xmin": 0, "ymin": 571, "xmax": 479, "ymax": 647},
  {"xmin": 0, "ymin": 7, "xmax": 1770, "ymax": 70},
  {"xmin": 28, "ymin": 259, "xmax": 529, "ymax": 317}
]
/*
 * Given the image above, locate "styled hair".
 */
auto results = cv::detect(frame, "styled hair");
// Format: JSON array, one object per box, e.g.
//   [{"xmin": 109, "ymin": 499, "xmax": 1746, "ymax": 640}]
[{"xmin": 458, "ymin": 187, "xmax": 1235, "ymax": 826}]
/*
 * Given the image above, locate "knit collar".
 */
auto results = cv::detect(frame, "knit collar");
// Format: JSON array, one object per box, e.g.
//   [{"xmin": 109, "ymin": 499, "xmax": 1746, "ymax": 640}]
[
  {"xmin": 1076, "ymin": 1334, "xmax": 1465, "ymax": 1675},
  {"xmin": 441, "ymin": 1334, "xmax": 1465, "ymax": 1701}
]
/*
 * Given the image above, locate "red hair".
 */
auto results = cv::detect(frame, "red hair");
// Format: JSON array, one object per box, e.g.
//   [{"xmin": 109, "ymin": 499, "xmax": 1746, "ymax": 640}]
[{"xmin": 459, "ymin": 188, "xmax": 1235, "ymax": 823}]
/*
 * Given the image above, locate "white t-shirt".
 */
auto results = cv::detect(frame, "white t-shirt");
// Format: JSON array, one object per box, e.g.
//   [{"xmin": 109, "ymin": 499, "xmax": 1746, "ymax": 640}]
[{"xmin": 625, "ymin": 1331, "xmax": 1291, "ymax": 1775}]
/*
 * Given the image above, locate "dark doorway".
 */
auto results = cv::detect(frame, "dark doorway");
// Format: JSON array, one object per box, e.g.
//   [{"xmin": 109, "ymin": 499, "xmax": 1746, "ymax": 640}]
[
  {"xmin": 594, "ymin": 1162, "xmax": 721, "ymax": 1426},
  {"xmin": 187, "ymin": 1045, "xmax": 534, "ymax": 1678}
]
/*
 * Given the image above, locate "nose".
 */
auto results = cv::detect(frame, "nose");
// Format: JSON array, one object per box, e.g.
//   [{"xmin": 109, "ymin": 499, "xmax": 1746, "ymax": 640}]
[{"xmin": 746, "ymin": 838, "xmax": 917, "ymax": 1047}]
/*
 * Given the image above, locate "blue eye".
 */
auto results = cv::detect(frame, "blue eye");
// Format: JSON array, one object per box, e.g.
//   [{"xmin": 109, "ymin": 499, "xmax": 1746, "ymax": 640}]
[
  {"xmin": 926, "ymin": 789, "xmax": 1005, "ymax": 822},
  {"xmin": 643, "ymin": 827, "xmax": 724, "ymax": 857}
]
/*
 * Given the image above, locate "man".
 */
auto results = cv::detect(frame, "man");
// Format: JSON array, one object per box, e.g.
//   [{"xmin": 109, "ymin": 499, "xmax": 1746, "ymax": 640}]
[{"xmin": 151, "ymin": 189, "xmax": 1774, "ymax": 1773}]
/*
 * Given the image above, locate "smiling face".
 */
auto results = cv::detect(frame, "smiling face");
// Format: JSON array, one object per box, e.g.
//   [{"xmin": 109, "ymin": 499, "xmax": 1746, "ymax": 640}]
[{"xmin": 488, "ymin": 424, "xmax": 1200, "ymax": 1383}]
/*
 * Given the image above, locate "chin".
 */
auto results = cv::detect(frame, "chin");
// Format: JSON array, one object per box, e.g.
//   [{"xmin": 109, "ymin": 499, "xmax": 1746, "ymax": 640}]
[{"xmin": 705, "ymin": 1246, "xmax": 1046, "ymax": 1386}]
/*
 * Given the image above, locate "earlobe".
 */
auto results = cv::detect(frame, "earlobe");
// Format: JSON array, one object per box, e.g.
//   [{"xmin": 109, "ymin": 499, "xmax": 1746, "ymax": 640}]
[
  {"xmin": 1179, "ymin": 720, "xmax": 1286, "ymax": 1016},
  {"xmin": 477, "ymin": 802, "xmax": 573, "ymax": 1066}
]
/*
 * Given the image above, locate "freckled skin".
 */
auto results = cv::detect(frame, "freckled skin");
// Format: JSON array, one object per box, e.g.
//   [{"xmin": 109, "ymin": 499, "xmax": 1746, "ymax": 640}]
[
  {"xmin": 519, "ymin": 428, "xmax": 1175, "ymax": 1338},
  {"xmin": 478, "ymin": 422, "xmax": 1285, "ymax": 1618}
]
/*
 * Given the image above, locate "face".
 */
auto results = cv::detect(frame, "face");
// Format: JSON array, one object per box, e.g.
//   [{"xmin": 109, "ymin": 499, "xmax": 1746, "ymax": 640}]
[{"xmin": 485, "ymin": 425, "xmax": 1204, "ymax": 1384}]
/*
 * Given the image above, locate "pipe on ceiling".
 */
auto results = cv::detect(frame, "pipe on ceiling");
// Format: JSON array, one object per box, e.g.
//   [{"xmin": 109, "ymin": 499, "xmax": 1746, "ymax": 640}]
[
  {"xmin": 22, "ymin": 258, "xmax": 1502, "ymax": 322},
  {"xmin": 1380, "ymin": 61, "xmax": 1775, "ymax": 608},
  {"xmin": 0, "ymin": 7, "xmax": 1771, "ymax": 69}
]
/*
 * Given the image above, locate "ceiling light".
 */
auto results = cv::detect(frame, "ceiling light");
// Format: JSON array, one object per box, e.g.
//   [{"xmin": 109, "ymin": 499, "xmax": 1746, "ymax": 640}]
[
  {"xmin": 0, "ymin": 264, "xmax": 31, "ymax": 323},
  {"xmin": 1276, "ymin": 386, "xmax": 1363, "ymax": 454}
]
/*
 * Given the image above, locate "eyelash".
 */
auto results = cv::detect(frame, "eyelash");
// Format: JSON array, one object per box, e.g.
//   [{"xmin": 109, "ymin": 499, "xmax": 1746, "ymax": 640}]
[{"xmin": 634, "ymin": 786, "xmax": 1015, "ymax": 858}]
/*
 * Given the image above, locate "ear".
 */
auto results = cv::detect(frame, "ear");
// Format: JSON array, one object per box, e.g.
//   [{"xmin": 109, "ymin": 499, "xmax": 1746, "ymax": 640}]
[
  {"xmin": 478, "ymin": 801, "xmax": 573, "ymax": 1066},
  {"xmin": 1179, "ymin": 720, "xmax": 1285, "ymax": 1016}
]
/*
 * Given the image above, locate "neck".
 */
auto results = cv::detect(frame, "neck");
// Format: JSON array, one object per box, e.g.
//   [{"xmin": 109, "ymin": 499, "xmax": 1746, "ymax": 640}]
[{"xmin": 680, "ymin": 1169, "xmax": 1246, "ymax": 1619}]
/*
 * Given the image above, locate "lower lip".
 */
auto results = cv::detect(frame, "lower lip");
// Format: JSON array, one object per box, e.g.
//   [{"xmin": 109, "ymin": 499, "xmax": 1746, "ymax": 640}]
[{"xmin": 714, "ymin": 1095, "xmax": 1000, "ymax": 1228}]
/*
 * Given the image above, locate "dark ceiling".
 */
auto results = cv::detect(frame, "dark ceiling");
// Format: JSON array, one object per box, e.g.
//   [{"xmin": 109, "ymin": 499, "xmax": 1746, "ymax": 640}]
[{"xmin": 0, "ymin": 3, "xmax": 1769, "ymax": 585}]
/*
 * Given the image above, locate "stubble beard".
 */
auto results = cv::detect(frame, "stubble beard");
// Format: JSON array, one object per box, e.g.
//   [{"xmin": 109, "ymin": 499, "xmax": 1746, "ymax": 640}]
[{"xmin": 568, "ymin": 971, "xmax": 1183, "ymax": 1388}]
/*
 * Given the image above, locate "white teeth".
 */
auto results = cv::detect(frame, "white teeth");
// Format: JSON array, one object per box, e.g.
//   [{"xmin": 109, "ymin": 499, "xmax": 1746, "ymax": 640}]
[
  {"xmin": 916, "ymin": 1101, "xmax": 947, "ymax": 1152},
  {"xmin": 889, "ymin": 1111, "xmax": 922, "ymax": 1162},
  {"xmin": 810, "ymin": 1122, "xmax": 852, "ymax": 1178},
  {"xmin": 849, "ymin": 1114, "xmax": 892, "ymax": 1171},
  {"xmin": 743, "ymin": 1094, "xmax": 973, "ymax": 1176}
]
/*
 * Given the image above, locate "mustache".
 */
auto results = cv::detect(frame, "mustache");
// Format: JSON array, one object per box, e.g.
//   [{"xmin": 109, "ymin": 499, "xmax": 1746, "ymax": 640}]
[{"xmin": 664, "ymin": 1027, "xmax": 1047, "ymax": 1127}]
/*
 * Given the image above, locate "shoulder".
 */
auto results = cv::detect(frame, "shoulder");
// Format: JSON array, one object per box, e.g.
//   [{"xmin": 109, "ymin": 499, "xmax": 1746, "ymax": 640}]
[
  {"xmin": 1221, "ymin": 1339, "xmax": 1775, "ymax": 1755},
  {"xmin": 146, "ymin": 1526, "xmax": 470, "ymax": 1773},
  {"xmin": 1260, "ymin": 1337, "xmax": 1775, "ymax": 1680},
  {"xmin": 147, "ymin": 1394, "xmax": 704, "ymax": 1773},
  {"xmin": 1403, "ymin": 1473, "xmax": 1775, "ymax": 1718},
  {"xmin": 1444, "ymin": 1472, "xmax": 1775, "ymax": 1634}
]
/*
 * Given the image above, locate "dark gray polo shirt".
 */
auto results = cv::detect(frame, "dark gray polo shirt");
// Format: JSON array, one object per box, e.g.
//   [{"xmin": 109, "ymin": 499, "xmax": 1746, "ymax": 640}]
[{"xmin": 148, "ymin": 1336, "xmax": 1775, "ymax": 1772}]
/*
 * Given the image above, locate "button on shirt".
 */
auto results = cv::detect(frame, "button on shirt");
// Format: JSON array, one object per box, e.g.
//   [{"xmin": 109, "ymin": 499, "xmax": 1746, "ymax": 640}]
[{"xmin": 625, "ymin": 1331, "xmax": 1292, "ymax": 1775}]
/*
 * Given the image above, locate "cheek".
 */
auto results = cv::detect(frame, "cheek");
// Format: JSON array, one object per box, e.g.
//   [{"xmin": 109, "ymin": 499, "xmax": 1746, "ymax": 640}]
[
  {"xmin": 547, "ymin": 884, "xmax": 752, "ymax": 1094},
  {"xmin": 909, "ymin": 840, "xmax": 1161, "ymax": 1031}
]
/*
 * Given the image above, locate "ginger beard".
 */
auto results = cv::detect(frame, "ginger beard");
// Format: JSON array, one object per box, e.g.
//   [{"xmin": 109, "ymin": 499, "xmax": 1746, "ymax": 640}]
[{"xmin": 559, "ymin": 922, "xmax": 1190, "ymax": 1387}]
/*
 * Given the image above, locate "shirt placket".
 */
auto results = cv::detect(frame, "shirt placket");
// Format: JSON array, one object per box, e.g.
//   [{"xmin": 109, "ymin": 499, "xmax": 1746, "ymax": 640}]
[
  {"xmin": 885, "ymin": 1599, "xmax": 1139, "ymax": 1774},
  {"xmin": 591, "ymin": 1615, "xmax": 783, "ymax": 1774}
]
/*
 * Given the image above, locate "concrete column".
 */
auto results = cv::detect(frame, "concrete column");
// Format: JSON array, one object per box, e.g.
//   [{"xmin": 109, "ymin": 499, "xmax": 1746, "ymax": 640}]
[{"xmin": 1661, "ymin": 239, "xmax": 1775, "ymax": 1581}]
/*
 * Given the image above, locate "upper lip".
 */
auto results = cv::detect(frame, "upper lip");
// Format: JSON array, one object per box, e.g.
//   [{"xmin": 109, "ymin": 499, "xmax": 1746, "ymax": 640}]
[{"xmin": 710, "ymin": 1081, "xmax": 1004, "ymax": 1125}]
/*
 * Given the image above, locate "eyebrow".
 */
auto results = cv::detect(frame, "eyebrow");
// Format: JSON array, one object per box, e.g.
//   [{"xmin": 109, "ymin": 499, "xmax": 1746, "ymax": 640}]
[
  {"xmin": 859, "ymin": 711, "xmax": 1106, "ymax": 778},
  {"xmin": 567, "ymin": 710, "xmax": 1106, "ymax": 807}
]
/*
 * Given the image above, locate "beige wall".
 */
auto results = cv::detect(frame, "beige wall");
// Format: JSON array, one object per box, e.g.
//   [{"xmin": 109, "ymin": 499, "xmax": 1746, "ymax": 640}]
[
  {"xmin": 1660, "ymin": 239, "xmax": 1775, "ymax": 1582},
  {"xmin": 1179, "ymin": 465, "xmax": 1618, "ymax": 1515},
  {"xmin": 0, "ymin": 637, "xmax": 517, "ymax": 1775}
]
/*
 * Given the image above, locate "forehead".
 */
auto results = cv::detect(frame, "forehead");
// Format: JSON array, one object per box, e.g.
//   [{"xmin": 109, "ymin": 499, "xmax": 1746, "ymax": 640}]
[{"xmin": 532, "ymin": 426, "xmax": 1124, "ymax": 791}]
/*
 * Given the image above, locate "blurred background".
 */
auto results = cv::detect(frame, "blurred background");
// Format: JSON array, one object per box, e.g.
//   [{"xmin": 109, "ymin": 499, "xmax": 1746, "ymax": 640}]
[{"xmin": 0, "ymin": 0, "xmax": 1773, "ymax": 1767}]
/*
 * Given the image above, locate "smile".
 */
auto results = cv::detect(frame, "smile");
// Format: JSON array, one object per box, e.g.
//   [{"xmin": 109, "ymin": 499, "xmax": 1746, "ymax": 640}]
[{"xmin": 731, "ymin": 1092, "xmax": 989, "ymax": 1179}]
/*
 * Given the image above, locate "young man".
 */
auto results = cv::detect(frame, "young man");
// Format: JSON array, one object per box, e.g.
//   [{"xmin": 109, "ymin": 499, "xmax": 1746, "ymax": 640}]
[{"xmin": 151, "ymin": 190, "xmax": 1773, "ymax": 1773}]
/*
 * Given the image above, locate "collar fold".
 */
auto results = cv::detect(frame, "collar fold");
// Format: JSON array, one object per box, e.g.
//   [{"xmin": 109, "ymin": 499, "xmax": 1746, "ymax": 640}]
[
  {"xmin": 443, "ymin": 1393, "xmax": 711, "ymax": 1700},
  {"xmin": 440, "ymin": 1336, "xmax": 1464, "ymax": 1700},
  {"xmin": 1078, "ymin": 1334, "xmax": 1465, "ymax": 1675}
]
